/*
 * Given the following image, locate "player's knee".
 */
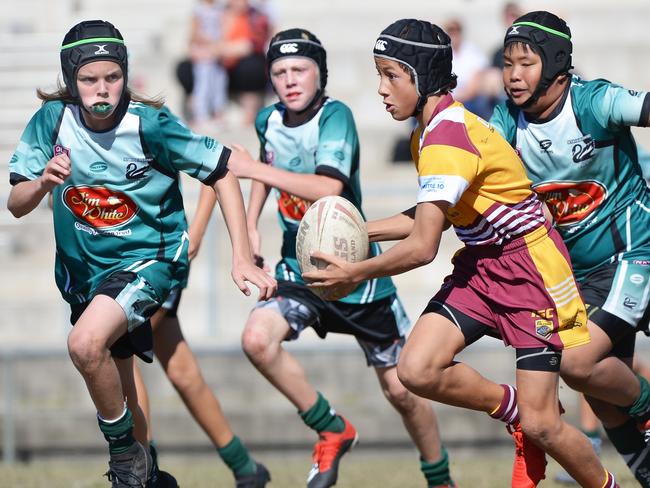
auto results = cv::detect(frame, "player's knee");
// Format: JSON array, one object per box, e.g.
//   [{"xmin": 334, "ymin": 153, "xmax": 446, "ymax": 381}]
[
  {"xmin": 67, "ymin": 329, "xmax": 109, "ymax": 372},
  {"xmin": 241, "ymin": 319, "xmax": 274, "ymax": 364},
  {"xmin": 397, "ymin": 356, "xmax": 441, "ymax": 396},
  {"xmin": 519, "ymin": 413, "xmax": 562, "ymax": 449},
  {"xmin": 560, "ymin": 354, "xmax": 593, "ymax": 388},
  {"xmin": 382, "ymin": 375, "xmax": 415, "ymax": 412},
  {"xmin": 165, "ymin": 359, "xmax": 201, "ymax": 392}
]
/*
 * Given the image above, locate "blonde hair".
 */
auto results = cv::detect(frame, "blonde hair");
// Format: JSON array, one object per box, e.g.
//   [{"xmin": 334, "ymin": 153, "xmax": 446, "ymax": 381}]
[{"xmin": 37, "ymin": 80, "xmax": 164, "ymax": 109}]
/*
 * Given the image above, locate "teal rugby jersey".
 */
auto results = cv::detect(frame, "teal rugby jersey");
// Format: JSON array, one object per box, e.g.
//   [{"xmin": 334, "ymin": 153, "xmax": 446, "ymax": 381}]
[
  {"xmin": 490, "ymin": 75, "xmax": 650, "ymax": 280},
  {"xmin": 255, "ymin": 98, "xmax": 395, "ymax": 304},
  {"xmin": 9, "ymin": 100, "xmax": 229, "ymax": 304}
]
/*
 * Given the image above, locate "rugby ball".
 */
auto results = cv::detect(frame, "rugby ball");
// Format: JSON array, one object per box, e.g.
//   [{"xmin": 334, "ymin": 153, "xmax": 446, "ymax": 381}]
[{"xmin": 296, "ymin": 196, "xmax": 369, "ymax": 300}]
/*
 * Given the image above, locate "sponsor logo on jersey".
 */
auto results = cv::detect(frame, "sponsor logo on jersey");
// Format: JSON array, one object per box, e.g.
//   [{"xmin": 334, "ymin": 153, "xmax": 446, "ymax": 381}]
[
  {"xmin": 278, "ymin": 190, "xmax": 310, "ymax": 223},
  {"xmin": 279, "ymin": 42, "xmax": 299, "ymax": 54},
  {"xmin": 623, "ymin": 296, "xmax": 638, "ymax": 309},
  {"xmin": 632, "ymin": 260, "xmax": 650, "ymax": 266},
  {"xmin": 535, "ymin": 319, "xmax": 553, "ymax": 339},
  {"xmin": 125, "ymin": 162, "xmax": 150, "ymax": 180},
  {"xmin": 374, "ymin": 39, "xmax": 388, "ymax": 51},
  {"xmin": 539, "ymin": 139, "xmax": 553, "ymax": 152},
  {"xmin": 53, "ymin": 144, "xmax": 70, "ymax": 157},
  {"xmin": 204, "ymin": 137, "xmax": 216, "ymax": 151},
  {"xmin": 567, "ymin": 134, "xmax": 595, "ymax": 163},
  {"xmin": 89, "ymin": 161, "xmax": 108, "ymax": 173},
  {"xmin": 630, "ymin": 274, "xmax": 645, "ymax": 285},
  {"xmin": 63, "ymin": 185, "xmax": 138, "ymax": 229},
  {"xmin": 420, "ymin": 175, "xmax": 446, "ymax": 192},
  {"xmin": 288, "ymin": 156, "xmax": 301, "ymax": 167},
  {"xmin": 533, "ymin": 180, "xmax": 607, "ymax": 226},
  {"xmin": 265, "ymin": 151, "xmax": 275, "ymax": 165}
]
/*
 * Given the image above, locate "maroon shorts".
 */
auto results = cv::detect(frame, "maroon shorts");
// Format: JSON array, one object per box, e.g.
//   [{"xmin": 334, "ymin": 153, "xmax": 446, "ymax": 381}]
[{"xmin": 429, "ymin": 225, "xmax": 589, "ymax": 350}]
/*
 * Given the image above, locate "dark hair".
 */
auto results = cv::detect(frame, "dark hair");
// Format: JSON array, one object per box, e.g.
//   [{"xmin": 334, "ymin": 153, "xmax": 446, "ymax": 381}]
[
  {"xmin": 37, "ymin": 80, "xmax": 164, "ymax": 109},
  {"xmin": 503, "ymin": 40, "xmax": 540, "ymax": 57}
]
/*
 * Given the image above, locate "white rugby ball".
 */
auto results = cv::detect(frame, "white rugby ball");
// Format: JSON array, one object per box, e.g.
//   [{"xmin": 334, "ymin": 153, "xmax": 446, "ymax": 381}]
[{"xmin": 296, "ymin": 196, "xmax": 369, "ymax": 301}]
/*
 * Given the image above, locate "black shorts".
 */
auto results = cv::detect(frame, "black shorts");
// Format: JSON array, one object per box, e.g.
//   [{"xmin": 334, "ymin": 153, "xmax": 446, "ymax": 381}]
[
  {"xmin": 69, "ymin": 271, "xmax": 157, "ymax": 363},
  {"xmin": 255, "ymin": 280, "xmax": 409, "ymax": 367},
  {"xmin": 579, "ymin": 263, "xmax": 650, "ymax": 359},
  {"xmin": 160, "ymin": 287, "xmax": 183, "ymax": 318}
]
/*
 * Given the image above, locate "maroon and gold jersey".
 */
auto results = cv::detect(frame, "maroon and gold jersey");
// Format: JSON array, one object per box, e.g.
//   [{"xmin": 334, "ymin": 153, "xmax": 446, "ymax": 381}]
[{"xmin": 411, "ymin": 94, "xmax": 545, "ymax": 246}]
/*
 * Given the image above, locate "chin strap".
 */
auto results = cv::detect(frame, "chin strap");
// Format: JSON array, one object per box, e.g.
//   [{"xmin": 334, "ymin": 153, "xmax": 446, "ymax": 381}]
[
  {"xmin": 507, "ymin": 73, "xmax": 565, "ymax": 110},
  {"xmin": 294, "ymin": 90, "xmax": 325, "ymax": 117},
  {"xmin": 411, "ymin": 95, "xmax": 428, "ymax": 117}
]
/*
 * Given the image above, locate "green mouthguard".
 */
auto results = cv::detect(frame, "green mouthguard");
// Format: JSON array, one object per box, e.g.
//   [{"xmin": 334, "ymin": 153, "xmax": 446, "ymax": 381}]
[{"xmin": 92, "ymin": 103, "xmax": 113, "ymax": 114}]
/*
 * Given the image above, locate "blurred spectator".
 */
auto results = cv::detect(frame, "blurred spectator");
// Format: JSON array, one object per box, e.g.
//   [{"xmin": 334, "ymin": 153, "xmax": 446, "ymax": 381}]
[
  {"xmin": 220, "ymin": 0, "xmax": 271, "ymax": 124},
  {"xmin": 188, "ymin": 0, "xmax": 228, "ymax": 128},
  {"xmin": 175, "ymin": 0, "xmax": 272, "ymax": 126},
  {"xmin": 490, "ymin": 2, "xmax": 522, "ymax": 70},
  {"xmin": 480, "ymin": 2, "xmax": 523, "ymax": 116},
  {"xmin": 445, "ymin": 18, "xmax": 492, "ymax": 119}
]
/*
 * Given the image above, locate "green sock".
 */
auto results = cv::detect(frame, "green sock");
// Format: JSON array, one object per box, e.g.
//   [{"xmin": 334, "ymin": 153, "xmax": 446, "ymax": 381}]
[
  {"xmin": 97, "ymin": 407, "xmax": 135, "ymax": 455},
  {"xmin": 299, "ymin": 392, "xmax": 345, "ymax": 433},
  {"xmin": 420, "ymin": 447, "xmax": 453, "ymax": 487},
  {"xmin": 622, "ymin": 374, "xmax": 650, "ymax": 419},
  {"xmin": 217, "ymin": 435, "xmax": 256, "ymax": 477}
]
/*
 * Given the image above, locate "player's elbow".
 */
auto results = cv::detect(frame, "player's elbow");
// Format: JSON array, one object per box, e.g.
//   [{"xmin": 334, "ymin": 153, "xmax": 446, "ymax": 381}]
[
  {"xmin": 318, "ymin": 178, "xmax": 344, "ymax": 199},
  {"xmin": 7, "ymin": 200, "xmax": 27, "ymax": 218},
  {"xmin": 411, "ymin": 240, "xmax": 437, "ymax": 266}
]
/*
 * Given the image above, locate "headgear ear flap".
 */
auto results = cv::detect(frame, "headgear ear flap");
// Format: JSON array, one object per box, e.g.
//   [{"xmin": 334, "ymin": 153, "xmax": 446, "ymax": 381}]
[
  {"xmin": 60, "ymin": 19, "xmax": 128, "ymax": 99},
  {"xmin": 373, "ymin": 19, "xmax": 456, "ymax": 115}
]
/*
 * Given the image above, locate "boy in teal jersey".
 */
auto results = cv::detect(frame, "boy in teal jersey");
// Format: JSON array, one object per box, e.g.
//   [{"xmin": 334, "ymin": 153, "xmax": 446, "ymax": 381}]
[
  {"xmin": 7, "ymin": 19, "xmax": 275, "ymax": 487},
  {"xmin": 490, "ymin": 11, "xmax": 650, "ymax": 486},
  {"xmin": 227, "ymin": 28, "xmax": 454, "ymax": 488}
]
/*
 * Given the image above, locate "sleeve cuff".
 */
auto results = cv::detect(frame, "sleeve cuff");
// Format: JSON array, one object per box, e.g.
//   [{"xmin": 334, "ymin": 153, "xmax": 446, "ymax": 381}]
[
  {"xmin": 639, "ymin": 93, "xmax": 650, "ymax": 127},
  {"xmin": 202, "ymin": 147, "xmax": 231, "ymax": 186},
  {"xmin": 9, "ymin": 172, "xmax": 31, "ymax": 186},
  {"xmin": 315, "ymin": 164, "xmax": 350, "ymax": 186}
]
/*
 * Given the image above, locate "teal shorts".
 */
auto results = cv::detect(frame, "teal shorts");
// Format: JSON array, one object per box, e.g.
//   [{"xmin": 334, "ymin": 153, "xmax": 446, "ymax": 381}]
[
  {"xmin": 69, "ymin": 268, "xmax": 170, "ymax": 363},
  {"xmin": 579, "ymin": 260, "xmax": 650, "ymax": 358}
]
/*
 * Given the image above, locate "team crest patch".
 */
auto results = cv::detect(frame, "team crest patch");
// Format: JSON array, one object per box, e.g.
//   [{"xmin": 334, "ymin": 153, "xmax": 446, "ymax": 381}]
[
  {"xmin": 53, "ymin": 144, "xmax": 70, "ymax": 157},
  {"xmin": 535, "ymin": 319, "xmax": 554, "ymax": 340},
  {"xmin": 63, "ymin": 185, "xmax": 138, "ymax": 229}
]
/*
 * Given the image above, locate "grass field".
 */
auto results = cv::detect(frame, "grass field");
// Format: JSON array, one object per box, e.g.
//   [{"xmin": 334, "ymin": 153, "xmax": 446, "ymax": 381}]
[{"xmin": 0, "ymin": 447, "xmax": 637, "ymax": 487}]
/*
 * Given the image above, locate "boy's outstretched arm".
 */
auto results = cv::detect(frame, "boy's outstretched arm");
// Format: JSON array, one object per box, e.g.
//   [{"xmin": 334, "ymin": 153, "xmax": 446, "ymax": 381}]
[
  {"xmin": 212, "ymin": 170, "xmax": 277, "ymax": 300},
  {"xmin": 304, "ymin": 201, "xmax": 448, "ymax": 292}
]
